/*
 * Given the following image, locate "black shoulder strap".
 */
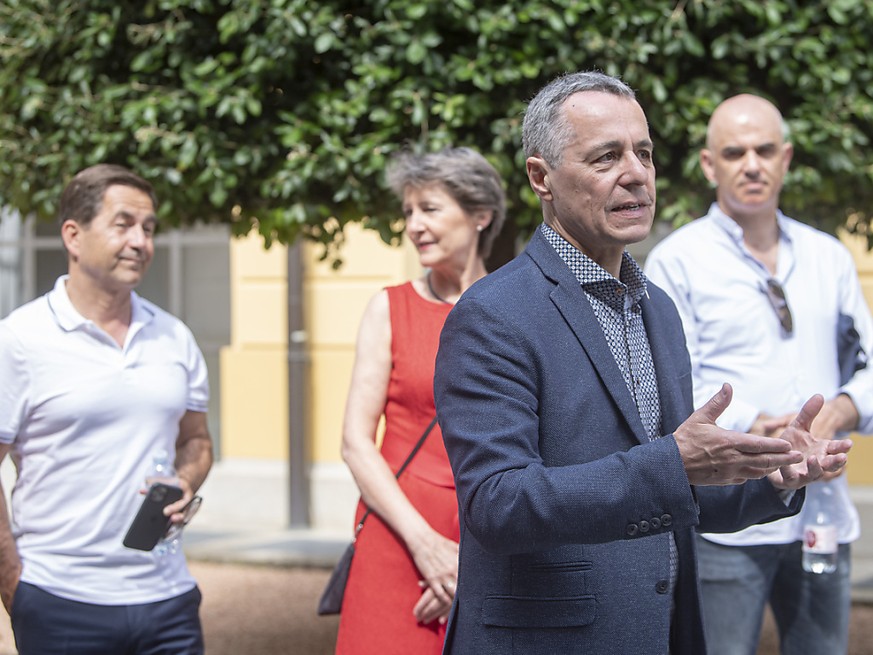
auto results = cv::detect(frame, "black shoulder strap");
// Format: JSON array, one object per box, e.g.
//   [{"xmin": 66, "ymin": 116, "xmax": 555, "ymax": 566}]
[{"xmin": 354, "ymin": 416, "xmax": 439, "ymax": 536}]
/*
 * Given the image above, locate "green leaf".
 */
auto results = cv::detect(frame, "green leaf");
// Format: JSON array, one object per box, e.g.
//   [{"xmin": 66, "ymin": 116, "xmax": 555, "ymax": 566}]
[
  {"xmin": 0, "ymin": 0, "xmax": 870, "ymax": 262},
  {"xmin": 314, "ymin": 32, "xmax": 334, "ymax": 54},
  {"xmin": 406, "ymin": 40, "xmax": 427, "ymax": 64}
]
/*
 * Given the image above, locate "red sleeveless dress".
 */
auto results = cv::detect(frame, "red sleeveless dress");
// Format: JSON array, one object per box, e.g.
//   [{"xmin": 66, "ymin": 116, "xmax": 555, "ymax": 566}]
[{"xmin": 335, "ymin": 282, "xmax": 459, "ymax": 655}]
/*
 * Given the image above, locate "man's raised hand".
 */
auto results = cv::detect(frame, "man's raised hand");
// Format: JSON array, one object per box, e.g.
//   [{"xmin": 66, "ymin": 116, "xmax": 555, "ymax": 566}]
[
  {"xmin": 769, "ymin": 394, "xmax": 852, "ymax": 490},
  {"xmin": 674, "ymin": 384, "xmax": 804, "ymax": 486}
]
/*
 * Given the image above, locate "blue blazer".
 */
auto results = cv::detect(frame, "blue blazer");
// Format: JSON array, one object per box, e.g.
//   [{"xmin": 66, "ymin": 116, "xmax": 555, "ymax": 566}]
[{"xmin": 434, "ymin": 229, "xmax": 801, "ymax": 655}]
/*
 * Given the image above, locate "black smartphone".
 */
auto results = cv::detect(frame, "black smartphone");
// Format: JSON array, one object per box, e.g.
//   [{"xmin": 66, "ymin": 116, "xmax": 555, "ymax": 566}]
[{"xmin": 122, "ymin": 482, "xmax": 184, "ymax": 551}]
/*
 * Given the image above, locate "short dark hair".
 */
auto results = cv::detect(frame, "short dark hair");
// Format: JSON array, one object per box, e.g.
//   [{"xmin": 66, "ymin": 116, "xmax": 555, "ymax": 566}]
[
  {"xmin": 386, "ymin": 147, "xmax": 507, "ymax": 259},
  {"xmin": 58, "ymin": 164, "xmax": 158, "ymax": 227}
]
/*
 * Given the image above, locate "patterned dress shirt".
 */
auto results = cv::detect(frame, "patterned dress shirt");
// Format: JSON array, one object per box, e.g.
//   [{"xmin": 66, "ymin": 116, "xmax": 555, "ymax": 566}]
[{"xmin": 542, "ymin": 222, "xmax": 678, "ymax": 593}]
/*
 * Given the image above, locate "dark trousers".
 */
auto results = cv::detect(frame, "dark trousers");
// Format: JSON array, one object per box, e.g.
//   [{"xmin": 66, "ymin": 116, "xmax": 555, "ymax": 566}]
[{"xmin": 11, "ymin": 582, "xmax": 204, "ymax": 655}]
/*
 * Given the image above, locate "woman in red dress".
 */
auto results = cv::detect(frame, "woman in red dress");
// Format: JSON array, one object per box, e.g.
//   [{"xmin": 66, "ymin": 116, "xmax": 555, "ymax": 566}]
[{"xmin": 335, "ymin": 147, "xmax": 506, "ymax": 654}]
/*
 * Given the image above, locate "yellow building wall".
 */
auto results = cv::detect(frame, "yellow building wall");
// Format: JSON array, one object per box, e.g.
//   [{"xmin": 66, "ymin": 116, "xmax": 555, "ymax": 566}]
[
  {"xmin": 218, "ymin": 226, "xmax": 873, "ymax": 489},
  {"xmin": 219, "ymin": 232, "xmax": 289, "ymax": 460},
  {"xmin": 219, "ymin": 224, "xmax": 418, "ymax": 464},
  {"xmin": 305, "ymin": 225, "xmax": 420, "ymax": 465},
  {"xmin": 840, "ymin": 232, "xmax": 873, "ymax": 485}
]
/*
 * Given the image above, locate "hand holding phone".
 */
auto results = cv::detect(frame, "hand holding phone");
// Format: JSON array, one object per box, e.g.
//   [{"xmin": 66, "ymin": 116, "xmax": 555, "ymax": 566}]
[{"xmin": 123, "ymin": 482, "xmax": 184, "ymax": 551}]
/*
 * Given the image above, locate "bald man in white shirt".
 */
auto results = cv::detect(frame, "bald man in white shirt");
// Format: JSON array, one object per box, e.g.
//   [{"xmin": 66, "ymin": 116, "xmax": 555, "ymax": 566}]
[{"xmin": 645, "ymin": 94, "xmax": 873, "ymax": 655}]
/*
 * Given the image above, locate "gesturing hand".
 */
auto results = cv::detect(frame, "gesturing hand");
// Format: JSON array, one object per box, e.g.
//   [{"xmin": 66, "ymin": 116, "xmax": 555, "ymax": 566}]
[
  {"xmin": 675, "ymin": 383, "xmax": 805, "ymax": 486},
  {"xmin": 768, "ymin": 394, "xmax": 852, "ymax": 490}
]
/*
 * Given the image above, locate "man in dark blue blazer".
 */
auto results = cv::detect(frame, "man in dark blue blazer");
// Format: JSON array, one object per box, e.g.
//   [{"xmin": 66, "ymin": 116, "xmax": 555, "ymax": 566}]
[{"xmin": 433, "ymin": 72, "xmax": 852, "ymax": 654}]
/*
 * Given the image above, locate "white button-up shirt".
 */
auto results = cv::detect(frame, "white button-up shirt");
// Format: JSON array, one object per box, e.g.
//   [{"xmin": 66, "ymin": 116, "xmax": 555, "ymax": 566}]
[{"xmin": 645, "ymin": 203, "xmax": 873, "ymax": 545}]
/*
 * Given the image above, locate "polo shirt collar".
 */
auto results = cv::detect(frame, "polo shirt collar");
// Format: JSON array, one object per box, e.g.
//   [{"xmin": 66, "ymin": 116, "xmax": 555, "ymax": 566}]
[{"xmin": 47, "ymin": 275, "xmax": 154, "ymax": 335}]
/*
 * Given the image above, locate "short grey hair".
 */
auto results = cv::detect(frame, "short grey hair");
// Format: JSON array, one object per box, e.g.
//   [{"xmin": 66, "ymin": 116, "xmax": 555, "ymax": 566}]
[
  {"xmin": 386, "ymin": 147, "xmax": 507, "ymax": 259},
  {"xmin": 522, "ymin": 71, "xmax": 637, "ymax": 166}
]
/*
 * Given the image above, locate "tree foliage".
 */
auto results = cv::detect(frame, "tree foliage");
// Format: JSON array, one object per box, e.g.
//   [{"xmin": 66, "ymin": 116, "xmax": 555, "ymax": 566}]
[{"xmin": 1, "ymin": 0, "xmax": 872, "ymax": 262}]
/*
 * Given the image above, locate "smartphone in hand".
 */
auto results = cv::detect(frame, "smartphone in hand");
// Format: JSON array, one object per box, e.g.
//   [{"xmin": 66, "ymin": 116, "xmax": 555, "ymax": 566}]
[{"xmin": 122, "ymin": 482, "xmax": 184, "ymax": 551}]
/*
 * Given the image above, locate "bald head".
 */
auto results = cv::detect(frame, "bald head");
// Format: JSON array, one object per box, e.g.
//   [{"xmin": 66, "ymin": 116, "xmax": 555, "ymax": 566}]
[
  {"xmin": 706, "ymin": 94, "xmax": 787, "ymax": 151},
  {"xmin": 700, "ymin": 94, "xmax": 793, "ymax": 224}
]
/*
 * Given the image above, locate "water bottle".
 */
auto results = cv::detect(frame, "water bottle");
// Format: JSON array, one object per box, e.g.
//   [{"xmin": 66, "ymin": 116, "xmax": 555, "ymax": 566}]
[
  {"xmin": 801, "ymin": 484, "xmax": 838, "ymax": 574},
  {"xmin": 144, "ymin": 449, "xmax": 181, "ymax": 556}
]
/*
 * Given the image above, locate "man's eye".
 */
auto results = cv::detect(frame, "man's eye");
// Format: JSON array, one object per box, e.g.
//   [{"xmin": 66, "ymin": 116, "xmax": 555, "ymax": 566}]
[{"xmin": 597, "ymin": 152, "xmax": 616, "ymax": 163}]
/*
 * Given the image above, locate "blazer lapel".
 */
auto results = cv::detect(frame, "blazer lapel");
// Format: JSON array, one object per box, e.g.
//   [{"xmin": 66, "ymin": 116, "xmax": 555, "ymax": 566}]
[{"xmin": 526, "ymin": 231, "xmax": 649, "ymax": 443}]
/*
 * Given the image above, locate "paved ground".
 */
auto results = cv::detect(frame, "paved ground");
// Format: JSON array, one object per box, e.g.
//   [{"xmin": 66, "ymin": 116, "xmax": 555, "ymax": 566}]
[
  {"xmin": 195, "ymin": 563, "xmax": 873, "ymax": 655},
  {"xmin": 0, "ymin": 560, "xmax": 870, "ymax": 654},
  {"xmin": 0, "ymin": 486, "xmax": 870, "ymax": 653}
]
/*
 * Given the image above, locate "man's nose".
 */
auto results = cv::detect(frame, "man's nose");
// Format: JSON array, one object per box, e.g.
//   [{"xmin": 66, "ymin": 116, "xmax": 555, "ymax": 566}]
[
  {"xmin": 127, "ymin": 224, "xmax": 149, "ymax": 249},
  {"xmin": 619, "ymin": 152, "xmax": 651, "ymax": 185},
  {"xmin": 743, "ymin": 151, "xmax": 762, "ymax": 175}
]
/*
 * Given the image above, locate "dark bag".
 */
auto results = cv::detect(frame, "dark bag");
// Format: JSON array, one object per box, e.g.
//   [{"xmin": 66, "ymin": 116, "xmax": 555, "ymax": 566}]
[
  {"xmin": 317, "ymin": 540, "xmax": 356, "ymax": 615},
  {"xmin": 837, "ymin": 312, "xmax": 868, "ymax": 385},
  {"xmin": 316, "ymin": 416, "xmax": 438, "ymax": 616}
]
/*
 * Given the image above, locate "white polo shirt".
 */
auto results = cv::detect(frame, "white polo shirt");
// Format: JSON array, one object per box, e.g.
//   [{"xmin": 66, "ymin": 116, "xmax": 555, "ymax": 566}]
[{"xmin": 0, "ymin": 276, "xmax": 209, "ymax": 604}]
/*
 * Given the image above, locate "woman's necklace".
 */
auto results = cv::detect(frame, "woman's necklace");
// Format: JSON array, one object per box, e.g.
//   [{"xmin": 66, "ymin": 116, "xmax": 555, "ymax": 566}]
[{"xmin": 426, "ymin": 272, "xmax": 451, "ymax": 304}]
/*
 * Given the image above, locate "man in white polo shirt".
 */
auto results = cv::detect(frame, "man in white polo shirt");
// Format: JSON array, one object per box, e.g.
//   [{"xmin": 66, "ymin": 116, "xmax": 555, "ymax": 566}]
[{"xmin": 0, "ymin": 164, "xmax": 214, "ymax": 654}]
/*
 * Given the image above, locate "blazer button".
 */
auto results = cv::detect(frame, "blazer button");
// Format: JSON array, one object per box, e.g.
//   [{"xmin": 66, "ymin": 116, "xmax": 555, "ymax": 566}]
[
  {"xmin": 655, "ymin": 580, "xmax": 669, "ymax": 594},
  {"xmin": 661, "ymin": 514, "xmax": 672, "ymax": 527},
  {"xmin": 639, "ymin": 520, "xmax": 650, "ymax": 533},
  {"xmin": 626, "ymin": 524, "xmax": 639, "ymax": 536},
  {"xmin": 650, "ymin": 517, "xmax": 662, "ymax": 529}
]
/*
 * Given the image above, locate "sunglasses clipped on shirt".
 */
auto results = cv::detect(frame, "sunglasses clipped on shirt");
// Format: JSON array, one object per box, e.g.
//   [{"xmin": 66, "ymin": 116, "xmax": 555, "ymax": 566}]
[{"xmin": 764, "ymin": 278, "xmax": 793, "ymax": 335}]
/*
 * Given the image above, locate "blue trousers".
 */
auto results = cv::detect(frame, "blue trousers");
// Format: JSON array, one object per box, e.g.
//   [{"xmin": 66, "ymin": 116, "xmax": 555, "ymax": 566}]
[
  {"xmin": 696, "ymin": 536, "xmax": 851, "ymax": 655},
  {"xmin": 11, "ymin": 582, "xmax": 204, "ymax": 655}
]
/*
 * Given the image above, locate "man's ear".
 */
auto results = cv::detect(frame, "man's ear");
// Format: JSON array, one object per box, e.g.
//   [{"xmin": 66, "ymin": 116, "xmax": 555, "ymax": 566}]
[
  {"xmin": 526, "ymin": 156, "xmax": 552, "ymax": 201},
  {"xmin": 61, "ymin": 219, "xmax": 81, "ymax": 260},
  {"xmin": 699, "ymin": 149, "xmax": 717, "ymax": 186},
  {"xmin": 781, "ymin": 142, "xmax": 794, "ymax": 176}
]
